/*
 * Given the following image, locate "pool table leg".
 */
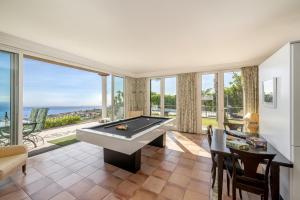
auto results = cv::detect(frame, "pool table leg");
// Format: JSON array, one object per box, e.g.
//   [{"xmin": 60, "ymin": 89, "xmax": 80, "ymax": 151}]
[
  {"xmin": 148, "ymin": 133, "xmax": 166, "ymax": 147},
  {"xmin": 103, "ymin": 148, "xmax": 141, "ymax": 173}
]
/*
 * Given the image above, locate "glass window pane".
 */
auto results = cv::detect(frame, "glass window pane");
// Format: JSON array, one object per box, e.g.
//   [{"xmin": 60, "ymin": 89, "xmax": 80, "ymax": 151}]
[
  {"xmin": 164, "ymin": 77, "xmax": 176, "ymax": 118},
  {"xmin": 150, "ymin": 79, "xmax": 161, "ymax": 116},
  {"xmin": 106, "ymin": 75, "xmax": 112, "ymax": 120},
  {"xmin": 0, "ymin": 51, "xmax": 12, "ymax": 146},
  {"xmin": 113, "ymin": 76, "xmax": 124, "ymax": 120},
  {"xmin": 23, "ymin": 58, "xmax": 103, "ymax": 135},
  {"xmin": 224, "ymin": 71, "xmax": 244, "ymax": 123},
  {"xmin": 201, "ymin": 73, "xmax": 218, "ymax": 129}
]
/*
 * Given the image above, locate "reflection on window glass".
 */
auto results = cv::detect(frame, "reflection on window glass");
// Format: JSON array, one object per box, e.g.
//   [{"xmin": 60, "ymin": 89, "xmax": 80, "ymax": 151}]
[
  {"xmin": 150, "ymin": 79, "xmax": 161, "ymax": 116},
  {"xmin": 164, "ymin": 77, "xmax": 176, "ymax": 118},
  {"xmin": 113, "ymin": 76, "xmax": 124, "ymax": 120},
  {"xmin": 0, "ymin": 51, "xmax": 11, "ymax": 145},
  {"xmin": 224, "ymin": 71, "xmax": 243, "ymax": 123},
  {"xmin": 201, "ymin": 73, "xmax": 218, "ymax": 129}
]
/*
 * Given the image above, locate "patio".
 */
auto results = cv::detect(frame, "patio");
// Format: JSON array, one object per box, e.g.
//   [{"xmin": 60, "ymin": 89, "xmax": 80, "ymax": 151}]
[{"xmin": 25, "ymin": 121, "xmax": 100, "ymax": 152}]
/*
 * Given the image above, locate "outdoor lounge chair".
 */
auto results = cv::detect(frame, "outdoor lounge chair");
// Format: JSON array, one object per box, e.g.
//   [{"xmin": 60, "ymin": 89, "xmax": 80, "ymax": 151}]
[
  {"xmin": 23, "ymin": 108, "xmax": 48, "ymax": 148},
  {"xmin": 28, "ymin": 108, "xmax": 39, "ymax": 123}
]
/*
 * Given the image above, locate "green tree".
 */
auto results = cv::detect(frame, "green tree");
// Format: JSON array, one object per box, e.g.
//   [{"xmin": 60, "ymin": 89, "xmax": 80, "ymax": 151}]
[
  {"xmin": 224, "ymin": 72, "xmax": 243, "ymax": 113},
  {"xmin": 113, "ymin": 90, "xmax": 124, "ymax": 119}
]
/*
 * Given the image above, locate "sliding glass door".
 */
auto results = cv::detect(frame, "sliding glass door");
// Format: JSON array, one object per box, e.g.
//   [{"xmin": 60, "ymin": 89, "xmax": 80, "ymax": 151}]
[
  {"xmin": 0, "ymin": 51, "xmax": 15, "ymax": 145},
  {"xmin": 150, "ymin": 77, "xmax": 177, "ymax": 117},
  {"xmin": 201, "ymin": 73, "xmax": 218, "ymax": 129},
  {"xmin": 105, "ymin": 75, "xmax": 125, "ymax": 121},
  {"xmin": 150, "ymin": 79, "xmax": 161, "ymax": 116},
  {"xmin": 224, "ymin": 71, "xmax": 243, "ymax": 123},
  {"xmin": 200, "ymin": 70, "xmax": 244, "ymax": 131},
  {"xmin": 113, "ymin": 76, "xmax": 124, "ymax": 120},
  {"xmin": 164, "ymin": 77, "xmax": 176, "ymax": 118}
]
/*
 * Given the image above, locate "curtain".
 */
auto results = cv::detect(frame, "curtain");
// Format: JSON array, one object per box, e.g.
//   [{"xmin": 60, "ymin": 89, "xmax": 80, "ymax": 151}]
[
  {"xmin": 124, "ymin": 77, "xmax": 148, "ymax": 118},
  {"xmin": 241, "ymin": 66, "xmax": 259, "ymax": 114},
  {"xmin": 124, "ymin": 77, "xmax": 136, "ymax": 118},
  {"xmin": 135, "ymin": 78, "xmax": 148, "ymax": 115},
  {"xmin": 176, "ymin": 73, "xmax": 198, "ymax": 133}
]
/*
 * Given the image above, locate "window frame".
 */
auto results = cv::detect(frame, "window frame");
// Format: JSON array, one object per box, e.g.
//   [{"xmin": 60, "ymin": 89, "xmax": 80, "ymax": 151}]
[
  {"xmin": 149, "ymin": 76, "xmax": 176, "ymax": 117},
  {"xmin": 199, "ymin": 68, "xmax": 243, "ymax": 131}
]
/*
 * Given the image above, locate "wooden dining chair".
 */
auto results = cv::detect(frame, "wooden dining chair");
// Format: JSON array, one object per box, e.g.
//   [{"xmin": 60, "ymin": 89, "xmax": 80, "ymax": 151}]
[
  {"xmin": 226, "ymin": 148, "xmax": 275, "ymax": 200},
  {"xmin": 207, "ymin": 125, "xmax": 231, "ymax": 195},
  {"xmin": 224, "ymin": 122, "xmax": 244, "ymax": 132}
]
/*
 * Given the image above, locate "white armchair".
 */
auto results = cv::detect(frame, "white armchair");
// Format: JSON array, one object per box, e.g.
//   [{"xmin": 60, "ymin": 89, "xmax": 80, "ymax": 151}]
[{"xmin": 0, "ymin": 145, "xmax": 28, "ymax": 180}]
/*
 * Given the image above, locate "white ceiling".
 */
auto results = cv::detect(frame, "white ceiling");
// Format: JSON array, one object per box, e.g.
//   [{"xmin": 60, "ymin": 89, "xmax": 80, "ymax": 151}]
[{"xmin": 0, "ymin": 0, "xmax": 300, "ymax": 76}]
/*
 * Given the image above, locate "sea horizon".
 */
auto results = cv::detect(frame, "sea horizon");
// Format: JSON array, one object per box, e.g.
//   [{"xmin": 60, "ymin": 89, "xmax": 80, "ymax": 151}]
[{"xmin": 0, "ymin": 104, "xmax": 102, "ymax": 120}]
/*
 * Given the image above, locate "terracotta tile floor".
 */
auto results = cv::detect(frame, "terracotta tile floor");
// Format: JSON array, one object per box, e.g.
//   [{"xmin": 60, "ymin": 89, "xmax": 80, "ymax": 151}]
[{"xmin": 0, "ymin": 131, "xmax": 261, "ymax": 200}]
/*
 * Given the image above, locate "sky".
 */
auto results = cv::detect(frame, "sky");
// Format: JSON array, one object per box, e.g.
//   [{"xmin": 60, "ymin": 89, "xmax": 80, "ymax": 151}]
[
  {"xmin": 150, "ymin": 77, "xmax": 177, "ymax": 95},
  {"xmin": 0, "ymin": 52, "xmax": 10, "ymax": 104},
  {"xmin": 202, "ymin": 72, "xmax": 239, "ymax": 91},
  {"xmin": 3, "ymin": 54, "xmax": 237, "ymax": 107},
  {"xmin": 23, "ymin": 58, "xmax": 102, "ymax": 107},
  {"xmin": 150, "ymin": 72, "xmax": 237, "ymax": 94}
]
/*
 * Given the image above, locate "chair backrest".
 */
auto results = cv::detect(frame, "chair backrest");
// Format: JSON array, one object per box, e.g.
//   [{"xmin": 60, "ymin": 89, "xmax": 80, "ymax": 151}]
[
  {"xmin": 224, "ymin": 122, "xmax": 244, "ymax": 132},
  {"xmin": 28, "ymin": 108, "xmax": 39, "ymax": 122},
  {"xmin": 207, "ymin": 125, "xmax": 213, "ymax": 147},
  {"xmin": 34, "ymin": 108, "xmax": 49, "ymax": 132},
  {"xmin": 229, "ymin": 148, "xmax": 275, "ymax": 182}
]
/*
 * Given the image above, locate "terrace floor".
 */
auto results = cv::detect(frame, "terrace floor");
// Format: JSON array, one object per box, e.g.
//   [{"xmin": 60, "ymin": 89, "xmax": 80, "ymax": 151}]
[
  {"xmin": 26, "ymin": 121, "xmax": 101, "ymax": 151},
  {"xmin": 0, "ymin": 131, "xmax": 260, "ymax": 200}
]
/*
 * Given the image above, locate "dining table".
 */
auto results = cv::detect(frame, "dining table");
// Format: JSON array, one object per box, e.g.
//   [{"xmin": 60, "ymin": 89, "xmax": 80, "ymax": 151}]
[{"xmin": 210, "ymin": 129, "xmax": 293, "ymax": 200}]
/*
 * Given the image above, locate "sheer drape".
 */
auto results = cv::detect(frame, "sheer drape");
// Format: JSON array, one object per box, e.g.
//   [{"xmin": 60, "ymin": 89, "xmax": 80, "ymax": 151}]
[
  {"xmin": 176, "ymin": 73, "xmax": 198, "ymax": 133},
  {"xmin": 124, "ymin": 77, "xmax": 148, "ymax": 118},
  {"xmin": 241, "ymin": 66, "xmax": 259, "ymax": 114}
]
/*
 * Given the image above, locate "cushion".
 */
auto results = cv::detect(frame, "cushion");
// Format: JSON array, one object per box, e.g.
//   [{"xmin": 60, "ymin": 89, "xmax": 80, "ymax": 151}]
[
  {"xmin": 0, "ymin": 154, "xmax": 27, "ymax": 180},
  {"xmin": 0, "ymin": 145, "xmax": 27, "ymax": 158}
]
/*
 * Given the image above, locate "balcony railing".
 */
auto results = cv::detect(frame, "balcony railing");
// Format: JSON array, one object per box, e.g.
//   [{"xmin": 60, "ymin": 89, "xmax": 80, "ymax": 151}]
[{"xmin": 202, "ymin": 106, "xmax": 243, "ymax": 120}]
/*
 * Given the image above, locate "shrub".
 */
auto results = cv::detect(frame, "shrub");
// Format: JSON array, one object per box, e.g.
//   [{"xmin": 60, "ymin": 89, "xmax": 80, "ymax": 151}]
[{"xmin": 45, "ymin": 115, "xmax": 81, "ymax": 129}]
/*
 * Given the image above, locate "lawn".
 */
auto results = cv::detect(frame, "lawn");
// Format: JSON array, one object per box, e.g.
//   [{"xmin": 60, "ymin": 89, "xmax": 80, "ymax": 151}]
[
  {"xmin": 48, "ymin": 134, "xmax": 78, "ymax": 146},
  {"xmin": 202, "ymin": 118, "xmax": 243, "ymax": 128}
]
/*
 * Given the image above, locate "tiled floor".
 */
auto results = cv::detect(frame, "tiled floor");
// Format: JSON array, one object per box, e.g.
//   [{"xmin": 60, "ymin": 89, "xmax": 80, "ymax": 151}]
[{"xmin": 0, "ymin": 131, "xmax": 260, "ymax": 200}]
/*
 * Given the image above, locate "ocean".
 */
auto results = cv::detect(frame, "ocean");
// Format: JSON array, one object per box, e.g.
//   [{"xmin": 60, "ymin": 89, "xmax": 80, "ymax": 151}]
[{"xmin": 0, "ymin": 103, "xmax": 101, "ymax": 120}]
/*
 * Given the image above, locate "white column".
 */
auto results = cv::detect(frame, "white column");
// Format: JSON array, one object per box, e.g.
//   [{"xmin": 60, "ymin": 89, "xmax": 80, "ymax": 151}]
[
  {"xmin": 17, "ymin": 53, "xmax": 23, "ymax": 144},
  {"xmin": 101, "ymin": 76, "xmax": 107, "ymax": 119}
]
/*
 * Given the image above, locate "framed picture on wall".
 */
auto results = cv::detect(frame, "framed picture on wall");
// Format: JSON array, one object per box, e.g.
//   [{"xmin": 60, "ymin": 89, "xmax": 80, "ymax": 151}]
[{"xmin": 262, "ymin": 78, "xmax": 277, "ymax": 108}]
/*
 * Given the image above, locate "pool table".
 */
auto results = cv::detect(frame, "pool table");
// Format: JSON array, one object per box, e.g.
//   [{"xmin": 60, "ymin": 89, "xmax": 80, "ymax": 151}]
[{"xmin": 76, "ymin": 116, "xmax": 174, "ymax": 172}]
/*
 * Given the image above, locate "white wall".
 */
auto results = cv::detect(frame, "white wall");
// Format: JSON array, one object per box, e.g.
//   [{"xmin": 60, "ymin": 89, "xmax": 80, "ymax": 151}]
[
  {"xmin": 259, "ymin": 43, "xmax": 291, "ymax": 200},
  {"xmin": 259, "ymin": 43, "xmax": 291, "ymax": 160}
]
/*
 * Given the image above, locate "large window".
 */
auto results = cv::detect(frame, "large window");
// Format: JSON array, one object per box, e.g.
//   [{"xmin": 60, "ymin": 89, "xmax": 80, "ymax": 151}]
[
  {"xmin": 150, "ymin": 77, "xmax": 176, "ymax": 117},
  {"xmin": 200, "ymin": 70, "xmax": 244, "ymax": 130},
  {"xmin": 150, "ymin": 79, "xmax": 161, "ymax": 116},
  {"xmin": 23, "ymin": 58, "xmax": 103, "ymax": 130},
  {"xmin": 0, "ymin": 51, "xmax": 12, "ymax": 145},
  {"xmin": 164, "ymin": 77, "xmax": 176, "ymax": 118},
  {"xmin": 201, "ymin": 73, "xmax": 218, "ymax": 129},
  {"xmin": 0, "ymin": 51, "xmax": 18, "ymax": 146},
  {"xmin": 224, "ymin": 71, "xmax": 243, "ymax": 122}
]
